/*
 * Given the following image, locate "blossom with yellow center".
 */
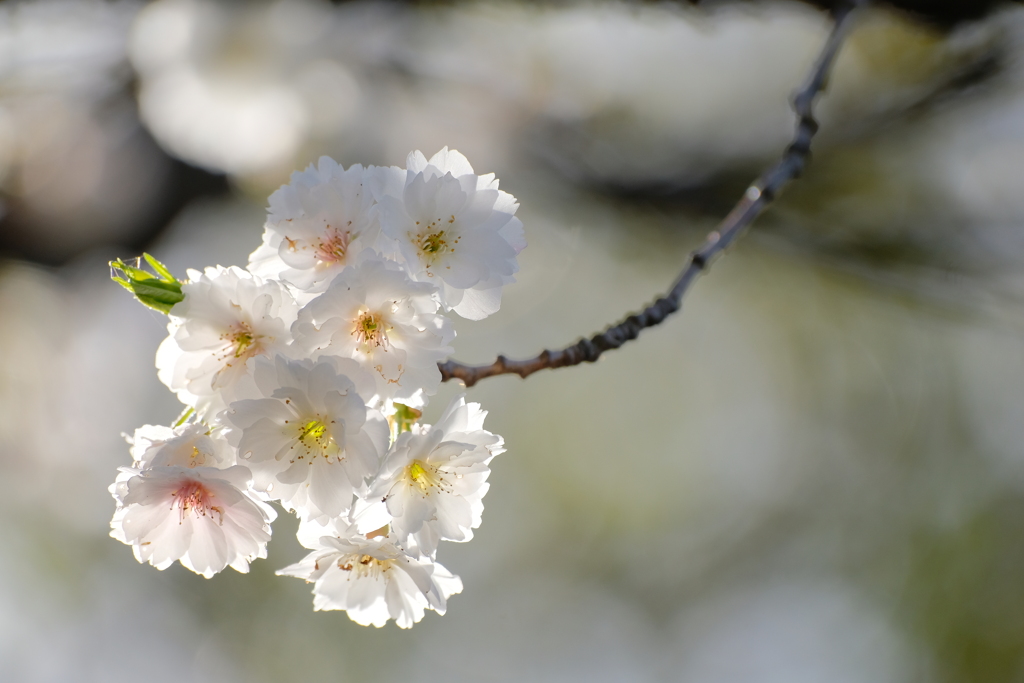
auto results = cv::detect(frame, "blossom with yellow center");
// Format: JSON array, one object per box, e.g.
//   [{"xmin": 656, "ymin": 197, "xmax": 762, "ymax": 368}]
[
  {"xmin": 156, "ymin": 265, "xmax": 297, "ymax": 418},
  {"xmin": 277, "ymin": 519, "xmax": 462, "ymax": 628},
  {"xmin": 375, "ymin": 147, "xmax": 525, "ymax": 320},
  {"xmin": 360, "ymin": 395, "xmax": 504, "ymax": 557},
  {"xmin": 291, "ymin": 257, "xmax": 454, "ymax": 403},
  {"xmin": 127, "ymin": 422, "xmax": 233, "ymax": 470},
  {"xmin": 227, "ymin": 355, "xmax": 388, "ymax": 522}
]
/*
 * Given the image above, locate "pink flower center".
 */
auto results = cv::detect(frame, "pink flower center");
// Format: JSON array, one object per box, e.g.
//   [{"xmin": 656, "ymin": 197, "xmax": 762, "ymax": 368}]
[
  {"xmin": 315, "ymin": 227, "xmax": 352, "ymax": 264},
  {"xmin": 174, "ymin": 480, "xmax": 223, "ymax": 523}
]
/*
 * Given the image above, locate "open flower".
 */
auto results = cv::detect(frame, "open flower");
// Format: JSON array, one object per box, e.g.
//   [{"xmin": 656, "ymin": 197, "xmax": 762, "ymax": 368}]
[
  {"xmin": 249, "ymin": 158, "xmax": 381, "ymax": 296},
  {"xmin": 291, "ymin": 256, "xmax": 454, "ymax": 402},
  {"xmin": 110, "ymin": 465, "xmax": 276, "ymax": 578},
  {"xmin": 278, "ymin": 519, "xmax": 462, "ymax": 628},
  {"xmin": 359, "ymin": 395, "xmax": 504, "ymax": 557},
  {"xmin": 157, "ymin": 266, "xmax": 298, "ymax": 418},
  {"xmin": 225, "ymin": 355, "xmax": 389, "ymax": 521},
  {"xmin": 374, "ymin": 148, "xmax": 526, "ymax": 320},
  {"xmin": 109, "ymin": 144, "xmax": 525, "ymax": 624},
  {"xmin": 127, "ymin": 422, "xmax": 235, "ymax": 469}
]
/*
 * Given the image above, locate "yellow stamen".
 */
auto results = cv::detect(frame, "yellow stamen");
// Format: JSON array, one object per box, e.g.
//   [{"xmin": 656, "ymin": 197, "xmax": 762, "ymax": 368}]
[
  {"xmin": 352, "ymin": 311, "xmax": 389, "ymax": 348},
  {"xmin": 406, "ymin": 459, "xmax": 446, "ymax": 494},
  {"xmin": 409, "ymin": 461, "xmax": 428, "ymax": 482},
  {"xmin": 299, "ymin": 420, "xmax": 328, "ymax": 444},
  {"xmin": 232, "ymin": 331, "xmax": 253, "ymax": 357},
  {"xmin": 315, "ymin": 227, "xmax": 352, "ymax": 264},
  {"xmin": 421, "ymin": 231, "xmax": 448, "ymax": 255}
]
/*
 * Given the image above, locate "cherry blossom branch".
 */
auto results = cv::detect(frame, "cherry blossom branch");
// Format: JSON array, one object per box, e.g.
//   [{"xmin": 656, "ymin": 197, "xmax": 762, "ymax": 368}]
[{"xmin": 439, "ymin": 0, "xmax": 863, "ymax": 388}]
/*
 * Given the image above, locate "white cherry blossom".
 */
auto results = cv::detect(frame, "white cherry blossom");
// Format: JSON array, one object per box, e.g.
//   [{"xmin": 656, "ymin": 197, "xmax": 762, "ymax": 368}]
[
  {"xmin": 291, "ymin": 257, "xmax": 454, "ymax": 402},
  {"xmin": 359, "ymin": 395, "xmax": 503, "ymax": 557},
  {"xmin": 110, "ymin": 465, "xmax": 276, "ymax": 578},
  {"xmin": 277, "ymin": 519, "xmax": 462, "ymax": 628},
  {"xmin": 127, "ymin": 422, "xmax": 235, "ymax": 469},
  {"xmin": 249, "ymin": 158, "xmax": 381, "ymax": 296},
  {"xmin": 110, "ymin": 145, "xmax": 525, "ymax": 623},
  {"xmin": 374, "ymin": 148, "xmax": 526, "ymax": 320},
  {"xmin": 157, "ymin": 266, "xmax": 298, "ymax": 418},
  {"xmin": 225, "ymin": 355, "xmax": 389, "ymax": 521}
]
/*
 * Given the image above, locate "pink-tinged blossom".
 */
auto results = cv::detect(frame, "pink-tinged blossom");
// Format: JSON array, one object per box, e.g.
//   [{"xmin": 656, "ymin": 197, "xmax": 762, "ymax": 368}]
[
  {"xmin": 110, "ymin": 144, "xmax": 525, "ymax": 625},
  {"xmin": 277, "ymin": 519, "xmax": 462, "ymax": 628},
  {"xmin": 358, "ymin": 395, "xmax": 503, "ymax": 557},
  {"xmin": 225, "ymin": 355, "xmax": 389, "ymax": 522},
  {"xmin": 249, "ymin": 158, "xmax": 382, "ymax": 296},
  {"xmin": 373, "ymin": 148, "xmax": 526, "ymax": 320},
  {"xmin": 291, "ymin": 257, "xmax": 454, "ymax": 402},
  {"xmin": 157, "ymin": 266, "xmax": 298, "ymax": 418},
  {"xmin": 110, "ymin": 465, "xmax": 275, "ymax": 578}
]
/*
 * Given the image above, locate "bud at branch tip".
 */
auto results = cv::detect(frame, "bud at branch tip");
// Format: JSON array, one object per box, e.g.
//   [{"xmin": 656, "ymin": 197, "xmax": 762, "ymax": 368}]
[{"xmin": 109, "ymin": 253, "xmax": 184, "ymax": 314}]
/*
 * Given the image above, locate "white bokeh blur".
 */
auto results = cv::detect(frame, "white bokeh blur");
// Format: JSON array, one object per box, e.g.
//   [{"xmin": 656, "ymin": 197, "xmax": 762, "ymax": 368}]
[{"xmin": 5, "ymin": 0, "xmax": 1024, "ymax": 681}]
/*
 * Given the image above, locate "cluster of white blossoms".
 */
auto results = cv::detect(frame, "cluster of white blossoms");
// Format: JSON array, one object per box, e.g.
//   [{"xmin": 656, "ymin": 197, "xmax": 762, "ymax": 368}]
[{"xmin": 109, "ymin": 149, "xmax": 522, "ymax": 628}]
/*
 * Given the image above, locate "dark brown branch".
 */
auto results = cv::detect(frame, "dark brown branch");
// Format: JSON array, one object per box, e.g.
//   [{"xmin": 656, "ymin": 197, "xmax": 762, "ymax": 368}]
[
  {"xmin": 440, "ymin": 0, "xmax": 864, "ymax": 388},
  {"xmin": 689, "ymin": 0, "xmax": 1009, "ymax": 30}
]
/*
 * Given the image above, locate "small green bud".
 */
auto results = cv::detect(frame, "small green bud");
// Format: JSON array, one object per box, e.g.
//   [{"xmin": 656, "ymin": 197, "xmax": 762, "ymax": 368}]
[
  {"xmin": 394, "ymin": 403, "xmax": 422, "ymax": 434},
  {"xmin": 110, "ymin": 253, "xmax": 184, "ymax": 314},
  {"xmin": 388, "ymin": 402, "xmax": 423, "ymax": 443}
]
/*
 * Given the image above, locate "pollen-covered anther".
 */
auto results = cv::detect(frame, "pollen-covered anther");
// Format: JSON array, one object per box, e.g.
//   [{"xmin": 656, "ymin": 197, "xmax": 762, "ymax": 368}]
[
  {"xmin": 337, "ymin": 553, "xmax": 390, "ymax": 578},
  {"xmin": 173, "ymin": 480, "xmax": 221, "ymax": 523},
  {"xmin": 416, "ymin": 226, "xmax": 451, "ymax": 263},
  {"xmin": 406, "ymin": 459, "xmax": 451, "ymax": 494},
  {"xmin": 295, "ymin": 417, "xmax": 341, "ymax": 462},
  {"xmin": 352, "ymin": 310, "xmax": 390, "ymax": 348},
  {"xmin": 314, "ymin": 227, "xmax": 352, "ymax": 264},
  {"xmin": 218, "ymin": 322, "xmax": 260, "ymax": 360},
  {"xmin": 298, "ymin": 419, "xmax": 328, "ymax": 444}
]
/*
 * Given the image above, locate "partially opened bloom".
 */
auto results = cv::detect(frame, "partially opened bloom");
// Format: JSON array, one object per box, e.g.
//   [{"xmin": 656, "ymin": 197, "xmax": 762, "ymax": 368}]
[
  {"xmin": 249, "ymin": 158, "xmax": 381, "ymax": 295},
  {"xmin": 225, "ymin": 355, "xmax": 389, "ymax": 521},
  {"xmin": 278, "ymin": 519, "xmax": 462, "ymax": 628},
  {"xmin": 111, "ymin": 465, "xmax": 275, "ymax": 578},
  {"xmin": 291, "ymin": 257, "xmax": 454, "ymax": 402},
  {"xmin": 360, "ymin": 395, "xmax": 504, "ymax": 557},
  {"xmin": 375, "ymin": 148, "xmax": 526, "ymax": 320},
  {"xmin": 157, "ymin": 266, "xmax": 298, "ymax": 418},
  {"xmin": 128, "ymin": 422, "xmax": 235, "ymax": 469}
]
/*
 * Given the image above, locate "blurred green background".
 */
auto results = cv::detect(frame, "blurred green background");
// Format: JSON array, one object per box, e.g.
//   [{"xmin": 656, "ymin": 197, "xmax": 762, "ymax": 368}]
[{"xmin": 3, "ymin": 0, "xmax": 1024, "ymax": 680}]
